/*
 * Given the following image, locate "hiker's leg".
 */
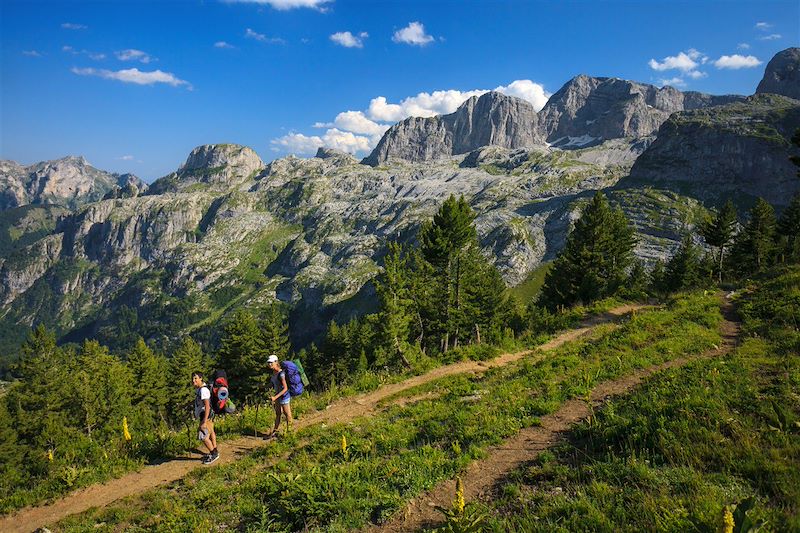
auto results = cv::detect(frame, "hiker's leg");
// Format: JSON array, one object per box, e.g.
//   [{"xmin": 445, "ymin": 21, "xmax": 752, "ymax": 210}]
[
  {"xmin": 272, "ymin": 401, "xmax": 282, "ymax": 432},
  {"xmin": 199, "ymin": 427, "xmax": 213, "ymax": 453},
  {"xmin": 282, "ymin": 402, "xmax": 292, "ymax": 434},
  {"xmin": 208, "ymin": 420, "xmax": 217, "ymax": 450}
]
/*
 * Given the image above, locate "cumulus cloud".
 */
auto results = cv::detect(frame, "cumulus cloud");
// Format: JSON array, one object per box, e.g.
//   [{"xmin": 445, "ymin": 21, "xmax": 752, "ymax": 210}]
[
  {"xmin": 71, "ymin": 67, "xmax": 192, "ymax": 89},
  {"xmin": 225, "ymin": 0, "xmax": 332, "ymax": 10},
  {"xmin": 755, "ymin": 21, "xmax": 772, "ymax": 31},
  {"xmin": 22, "ymin": 50, "xmax": 43, "ymax": 57},
  {"xmin": 245, "ymin": 28, "xmax": 286, "ymax": 44},
  {"xmin": 271, "ymin": 128, "xmax": 372, "ymax": 155},
  {"xmin": 658, "ymin": 77, "xmax": 687, "ymax": 88},
  {"xmin": 737, "ymin": 43, "xmax": 750, "ymax": 50},
  {"xmin": 759, "ymin": 34, "xmax": 782, "ymax": 41},
  {"xmin": 495, "ymin": 80, "xmax": 550, "ymax": 111},
  {"xmin": 714, "ymin": 54, "xmax": 763, "ymax": 69},
  {"xmin": 330, "ymin": 31, "xmax": 368, "ymax": 48},
  {"xmin": 648, "ymin": 49, "xmax": 708, "ymax": 82},
  {"xmin": 115, "ymin": 49, "xmax": 154, "ymax": 63},
  {"xmin": 214, "ymin": 41, "xmax": 235, "ymax": 49},
  {"xmin": 62, "ymin": 22, "xmax": 87, "ymax": 30},
  {"xmin": 392, "ymin": 22, "xmax": 435, "ymax": 46}
]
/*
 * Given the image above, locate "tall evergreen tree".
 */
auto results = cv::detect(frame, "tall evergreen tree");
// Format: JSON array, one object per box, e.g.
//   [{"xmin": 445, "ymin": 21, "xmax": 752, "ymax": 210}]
[
  {"xmin": 731, "ymin": 198, "xmax": 777, "ymax": 275},
  {"xmin": 126, "ymin": 338, "xmax": 169, "ymax": 429},
  {"xmin": 777, "ymin": 193, "xmax": 800, "ymax": 263},
  {"xmin": 461, "ymin": 245, "xmax": 508, "ymax": 345},
  {"xmin": 217, "ymin": 310, "xmax": 269, "ymax": 403},
  {"xmin": 700, "ymin": 199, "xmax": 738, "ymax": 283},
  {"xmin": 73, "ymin": 340, "xmax": 132, "ymax": 438},
  {"xmin": 663, "ymin": 235, "xmax": 705, "ymax": 292},
  {"xmin": 167, "ymin": 337, "xmax": 206, "ymax": 425},
  {"xmin": 375, "ymin": 242, "xmax": 415, "ymax": 367},
  {"xmin": 540, "ymin": 192, "xmax": 636, "ymax": 309}
]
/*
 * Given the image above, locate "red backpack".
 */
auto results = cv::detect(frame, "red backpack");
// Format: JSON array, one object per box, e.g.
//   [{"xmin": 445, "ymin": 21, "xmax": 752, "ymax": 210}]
[{"xmin": 211, "ymin": 370, "xmax": 235, "ymax": 414}]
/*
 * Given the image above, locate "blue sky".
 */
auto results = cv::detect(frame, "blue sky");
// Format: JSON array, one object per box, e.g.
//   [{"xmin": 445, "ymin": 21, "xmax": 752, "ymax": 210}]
[{"xmin": 1, "ymin": 0, "xmax": 798, "ymax": 182}]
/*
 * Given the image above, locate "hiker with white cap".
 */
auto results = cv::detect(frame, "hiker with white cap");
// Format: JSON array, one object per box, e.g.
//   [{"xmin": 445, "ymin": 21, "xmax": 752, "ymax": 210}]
[{"xmin": 265, "ymin": 354, "xmax": 292, "ymax": 439}]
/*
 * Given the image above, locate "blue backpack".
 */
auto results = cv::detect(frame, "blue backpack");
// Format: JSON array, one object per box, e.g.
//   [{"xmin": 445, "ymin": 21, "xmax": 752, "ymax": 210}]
[{"xmin": 281, "ymin": 360, "xmax": 304, "ymax": 396}]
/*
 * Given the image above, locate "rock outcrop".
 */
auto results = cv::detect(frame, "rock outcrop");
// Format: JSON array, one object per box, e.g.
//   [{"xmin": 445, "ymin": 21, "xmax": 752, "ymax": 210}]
[
  {"xmin": 146, "ymin": 144, "xmax": 265, "ymax": 194},
  {"xmin": 363, "ymin": 91, "xmax": 541, "ymax": 165},
  {"xmin": 622, "ymin": 94, "xmax": 800, "ymax": 206},
  {"xmin": 756, "ymin": 47, "xmax": 800, "ymax": 100},
  {"xmin": 0, "ymin": 156, "xmax": 147, "ymax": 210}
]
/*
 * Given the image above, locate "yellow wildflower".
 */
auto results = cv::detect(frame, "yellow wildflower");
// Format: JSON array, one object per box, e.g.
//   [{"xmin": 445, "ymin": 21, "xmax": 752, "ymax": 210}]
[
  {"xmin": 123, "ymin": 416, "xmax": 132, "ymax": 441},
  {"xmin": 720, "ymin": 506, "xmax": 734, "ymax": 533},
  {"xmin": 341, "ymin": 434, "xmax": 349, "ymax": 460},
  {"xmin": 454, "ymin": 477, "xmax": 465, "ymax": 515},
  {"xmin": 47, "ymin": 449, "xmax": 53, "ymax": 462}
]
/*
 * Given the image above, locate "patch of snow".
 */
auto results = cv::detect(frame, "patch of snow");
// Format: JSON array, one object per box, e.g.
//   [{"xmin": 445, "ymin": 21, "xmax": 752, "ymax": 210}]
[{"xmin": 560, "ymin": 135, "xmax": 598, "ymax": 147}]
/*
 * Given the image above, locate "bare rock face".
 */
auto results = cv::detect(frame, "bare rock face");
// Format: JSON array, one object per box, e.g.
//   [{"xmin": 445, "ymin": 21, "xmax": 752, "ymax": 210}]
[
  {"xmin": 0, "ymin": 156, "xmax": 147, "ymax": 210},
  {"xmin": 538, "ymin": 75, "xmax": 744, "ymax": 144},
  {"xmin": 147, "ymin": 144, "xmax": 265, "ymax": 194},
  {"xmin": 756, "ymin": 47, "xmax": 800, "ymax": 100},
  {"xmin": 623, "ymin": 94, "xmax": 800, "ymax": 207},
  {"xmin": 363, "ymin": 92, "xmax": 541, "ymax": 165}
]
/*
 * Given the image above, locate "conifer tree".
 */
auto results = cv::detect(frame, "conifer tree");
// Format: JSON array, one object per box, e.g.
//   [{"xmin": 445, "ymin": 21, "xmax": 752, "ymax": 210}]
[
  {"xmin": 126, "ymin": 338, "xmax": 169, "ymax": 428},
  {"xmin": 217, "ymin": 310, "xmax": 269, "ymax": 403},
  {"xmin": 731, "ymin": 198, "xmax": 776, "ymax": 275},
  {"xmin": 167, "ymin": 337, "xmax": 206, "ymax": 425},
  {"xmin": 663, "ymin": 235, "xmax": 705, "ymax": 292},
  {"xmin": 375, "ymin": 242, "xmax": 414, "ymax": 367},
  {"xmin": 700, "ymin": 199, "xmax": 738, "ymax": 283},
  {"xmin": 74, "ymin": 340, "xmax": 132, "ymax": 438},
  {"xmin": 540, "ymin": 192, "xmax": 635, "ymax": 309},
  {"xmin": 777, "ymin": 193, "xmax": 800, "ymax": 263},
  {"xmin": 461, "ymin": 245, "xmax": 508, "ymax": 344}
]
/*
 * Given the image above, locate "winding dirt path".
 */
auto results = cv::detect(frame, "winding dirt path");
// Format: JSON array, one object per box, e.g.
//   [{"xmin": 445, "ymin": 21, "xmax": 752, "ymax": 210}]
[
  {"xmin": 0, "ymin": 303, "xmax": 648, "ymax": 533},
  {"xmin": 373, "ymin": 298, "xmax": 740, "ymax": 533}
]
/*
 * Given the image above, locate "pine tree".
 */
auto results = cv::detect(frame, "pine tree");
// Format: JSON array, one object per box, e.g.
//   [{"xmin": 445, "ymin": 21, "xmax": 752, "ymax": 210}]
[
  {"xmin": 261, "ymin": 305, "xmax": 291, "ymax": 360},
  {"xmin": 663, "ymin": 235, "xmax": 705, "ymax": 292},
  {"xmin": 461, "ymin": 245, "xmax": 508, "ymax": 345},
  {"xmin": 167, "ymin": 337, "xmax": 206, "ymax": 426},
  {"xmin": 73, "ymin": 340, "xmax": 132, "ymax": 439},
  {"xmin": 217, "ymin": 310, "xmax": 269, "ymax": 403},
  {"xmin": 126, "ymin": 338, "xmax": 169, "ymax": 429},
  {"xmin": 731, "ymin": 198, "xmax": 777, "ymax": 275},
  {"xmin": 777, "ymin": 193, "xmax": 800, "ymax": 263},
  {"xmin": 375, "ymin": 242, "xmax": 415, "ymax": 367},
  {"xmin": 700, "ymin": 199, "xmax": 738, "ymax": 283},
  {"xmin": 540, "ymin": 192, "xmax": 636, "ymax": 309}
]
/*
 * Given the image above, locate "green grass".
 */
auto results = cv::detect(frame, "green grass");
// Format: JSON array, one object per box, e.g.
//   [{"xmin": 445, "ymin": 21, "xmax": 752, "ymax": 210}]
[
  {"xmin": 475, "ymin": 267, "xmax": 800, "ymax": 533},
  {"xmin": 509, "ymin": 261, "xmax": 552, "ymax": 303},
  {"xmin": 55, "ymin": 291, "xmax": 721, "ymax": 531}
]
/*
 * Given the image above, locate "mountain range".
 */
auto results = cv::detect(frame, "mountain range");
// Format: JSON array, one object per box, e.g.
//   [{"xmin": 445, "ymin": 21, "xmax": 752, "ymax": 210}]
[{"xmin": 0, "ymin": 47, "xmax": 798, "ymax": 362}]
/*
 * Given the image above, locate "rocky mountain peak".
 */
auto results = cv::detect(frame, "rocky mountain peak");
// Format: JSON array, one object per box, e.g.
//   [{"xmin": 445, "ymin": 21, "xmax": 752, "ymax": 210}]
[
  {"xmin": 756, "ymin": 47, "xmax": 800, "ymax": 100},
  {"xmin": 180, "ymin": 144, "xmax": 263, "ymax": 172}
]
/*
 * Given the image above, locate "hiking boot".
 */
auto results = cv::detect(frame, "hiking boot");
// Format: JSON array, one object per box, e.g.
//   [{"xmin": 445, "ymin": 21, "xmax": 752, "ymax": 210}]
[{"xmin": 202, "ymin": 452, "xmax": 219, "ymax": 465}]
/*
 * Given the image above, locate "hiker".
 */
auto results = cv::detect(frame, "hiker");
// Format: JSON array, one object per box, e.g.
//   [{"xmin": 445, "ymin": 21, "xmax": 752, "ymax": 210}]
[
  {"xmin": 265, "ymin": 354, "xmax": 293, "ymax": 439},
  {"xmin": 192, "ymin": 371, "xmax": 219, "ymax": 464}
]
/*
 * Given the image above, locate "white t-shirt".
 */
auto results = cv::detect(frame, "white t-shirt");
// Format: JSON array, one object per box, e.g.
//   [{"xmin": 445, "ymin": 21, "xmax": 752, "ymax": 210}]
[{"xmin": 194, "ymin": 385, "xmax": 211, "ymax": 419}]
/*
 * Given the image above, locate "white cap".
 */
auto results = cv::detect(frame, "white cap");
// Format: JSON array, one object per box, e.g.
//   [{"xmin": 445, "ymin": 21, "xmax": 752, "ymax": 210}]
[{"xmin": 267, "ymin": 354, "xmax": 279, "ymax": 364}]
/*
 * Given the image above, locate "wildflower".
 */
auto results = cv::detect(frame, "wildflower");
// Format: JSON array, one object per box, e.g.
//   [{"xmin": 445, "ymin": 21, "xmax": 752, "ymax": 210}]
[
  {"xmin": 47, "ymin": 449, "xmax": 53, "ymax": 462},
  {"xmin": 454, "ymin": 477, "xmax": 465, "ymax": 515},
  {"xmin": 341, "ymin": 434, "xmax": 349, "ymax": 460},
  {"xmin": 719, "ymin": 506, "xmax": 734, "ymax": 533},
  {"xmin": 123, "ymin": 416, "xmax": 131, "ymax": 442}
]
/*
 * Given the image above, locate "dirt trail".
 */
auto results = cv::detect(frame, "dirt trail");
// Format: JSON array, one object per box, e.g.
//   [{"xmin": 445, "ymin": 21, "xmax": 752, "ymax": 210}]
[
  {"xmin": 0, "ymin": 303, "xmax": 647, "ymax": 533},
  {"xmin": 374, "ymin": 299, "xmax": 740, "ymax": 533}
]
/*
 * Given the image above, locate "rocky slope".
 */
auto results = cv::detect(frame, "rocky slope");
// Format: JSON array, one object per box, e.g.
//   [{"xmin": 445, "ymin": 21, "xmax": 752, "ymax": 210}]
[
  {"xmin": 622, "ymin": 94, "xmax": 800, "ymax": 207},
  {"xmin": 363, "ymin": 92, "xmax": 542, "ymax": 165},
  {"xmin": 0, "ymin": 156, "xmax": 147, "ymax": 210},
  {"xmin": 756, "ymin": 47, "xmax": 800, "ymax": 100}
]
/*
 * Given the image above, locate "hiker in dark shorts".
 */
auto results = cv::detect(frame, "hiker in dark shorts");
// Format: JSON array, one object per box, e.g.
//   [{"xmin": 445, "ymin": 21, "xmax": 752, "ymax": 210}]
[
  {"xmin": 265, "ymin": 354, "xmax": 292, "ymax": 439},
  {"xmin": 192, "ymin": 371, "xmax": 219, "ymax": 464}
]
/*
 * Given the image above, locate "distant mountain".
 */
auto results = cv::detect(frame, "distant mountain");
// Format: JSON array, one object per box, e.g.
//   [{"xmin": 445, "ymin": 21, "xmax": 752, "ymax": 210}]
[
  {"xmin": 756, "ymin": 47, "xmax": 800, "ymax": 100},
  {"xmin": 0, "ymin": 155, "xmax": 147, "ymax": 210},
  {"xmin": 363, "ymin": 91, "xmax": 542, "ymax": 165}
]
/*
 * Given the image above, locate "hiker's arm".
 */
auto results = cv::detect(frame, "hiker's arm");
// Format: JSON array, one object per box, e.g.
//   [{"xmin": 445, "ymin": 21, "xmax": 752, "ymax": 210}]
[
  {"xmin": 271, "ymin": 375, "xmax": 288, "ymax": 402},
  {"xmin": 201, "ymin": 397, "xmax": 210, "ymax": 427}
]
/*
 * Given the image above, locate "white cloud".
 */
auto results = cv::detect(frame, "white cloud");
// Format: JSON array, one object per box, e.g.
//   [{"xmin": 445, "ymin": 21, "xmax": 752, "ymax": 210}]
[
  {"xmin": 271, "ymin": 128, "xmax": 372, "ymax": 155},
  {"xmin": 88, "ymin": 52, "xmax": 106, "ymax": 60},
  {"xmin": 755, "ymin": 21, "xmax": 772, "ymax": 31},
  {"xmin": 330, "ymin": 31, "xmax": 367, "ymax": 48},
  {"xmin": 22, "ymin": 50, "xmax": 43, "ymax": 57},
  {"xmin": 713, "ymin": 54, "xmax": 763, "ymax": 69},
  {"xmin": 62, "ymin": 45, "xmax": 76, "ymax": 53},
  {"xmin": 214, "ymin": 41, "xmax": 235, "ymax": 49},
  {"xmin": 330, "ymin": 111, "xmax": 389, "ymax": 136},
  {"xmin": 392, "ymin": 22, "xmax": 435, "ymax": 46},
  {"xmin": 658, "ymin": 77, "xmax": 687, "ymax": 88},
  {"xmin": 115, "ymin": 49, "xmax": 154, "ymax": 63},
  {"xmin": 62, "ymin": 22, "xmax": 87, "ymax": 30},
  {"xmin": 737, "ymin": 43, "xmax": 750, "ymax": 50},
  {"xmin": 71, "ymin": 67, "xmax": 192, "ymax": 89},
  {"xmin": 686, "ymin": 70, "xmax": 707, "ymax": 79},
  {"xmin": 118, "ymin": 155, "xmax": 135, "ymax": 161},
  {"xmin": 495, "ymin": 80, "xmax": 550, "ymax": 111},
  {"xmin": 245, "ymin": 28, "xmax": 286, "ymax": 44},
  {"xmin": 224, "ymin": 0, "xmax": 332, "ymax": 10},
  {"xmin": 759, "ymin": 34, "xmax": 782, "ymax": 41},
  {"xmin": 649, "ymin": 50, "xmax": 702, "ymax": 72}
]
